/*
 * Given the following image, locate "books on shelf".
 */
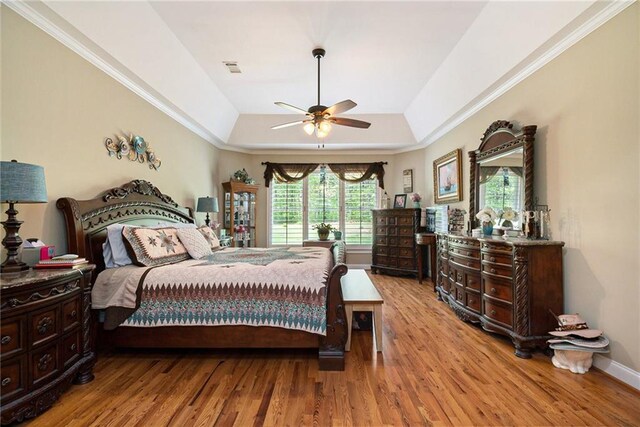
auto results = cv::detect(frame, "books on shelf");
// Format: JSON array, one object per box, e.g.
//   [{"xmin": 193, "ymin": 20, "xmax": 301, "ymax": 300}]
[{"xmin": 34, "ymin": 258, "xmax": 88, "ymax": 269}]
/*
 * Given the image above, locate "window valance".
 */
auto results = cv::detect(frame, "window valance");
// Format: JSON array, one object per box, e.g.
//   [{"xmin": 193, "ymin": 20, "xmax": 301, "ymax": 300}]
[
  {"xmin": 263, "ymin": 162, "xmax": 386, "ymax": 189},
  {"xmin": 327, "ymin": 162, "xmax": 385, "ymax": 189},
  {"xmin": 262, "ymin": 162, "xmax": 319, "ymax": 187}
]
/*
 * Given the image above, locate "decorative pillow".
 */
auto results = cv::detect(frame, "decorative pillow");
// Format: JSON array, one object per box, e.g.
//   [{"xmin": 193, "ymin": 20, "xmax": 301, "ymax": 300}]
[
  {"xmin": 122, "ymin": 226, "xmax": 190, "ymax": 266},
  {"xmin": 197, "ymin": 226, "xmax": 220, "ymax": 250},
  {"xmin": 176, "ymin": 228, "xmax": 213, "ymax": 259}
]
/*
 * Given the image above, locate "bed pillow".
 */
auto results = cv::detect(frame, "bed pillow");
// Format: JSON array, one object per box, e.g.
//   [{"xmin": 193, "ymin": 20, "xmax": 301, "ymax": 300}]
[
  {"xmin": 121, "ymin": 226, "xmax": 190, "ymax": 266},
  {"xmin": 197, "ymin": 226, "xmax": 220, "ymax": 250},
  {"xmin": 176, "ymin": 228, "xmax": 213, "ymax": 259},
  {"xmin": 105, "ymin": 223, "xmax": 137, "ymax": 267}
]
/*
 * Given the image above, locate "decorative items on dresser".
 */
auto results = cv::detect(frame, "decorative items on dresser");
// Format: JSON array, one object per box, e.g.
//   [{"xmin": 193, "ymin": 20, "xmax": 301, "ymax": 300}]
[
  {"xmin": 222, "ymin": 181, "xmax": 258, "ymax": 247},
  {"xmin": 0, "ymin": 265, "xmax": 95, "ymax": 424},
  {"xmin": 371, "ymin": 208, "xmax": 424, "ymax": 277},
  {"xmin": 435, "ymin": 234, "xmax": 563, "ymax": 358}
]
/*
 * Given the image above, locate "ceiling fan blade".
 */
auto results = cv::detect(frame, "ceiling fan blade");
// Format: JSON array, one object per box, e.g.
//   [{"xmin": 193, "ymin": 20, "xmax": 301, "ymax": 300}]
[
  {"xmin": 330, "ymin": 117, "xmax": 371, "ymax": 129},
  {"xmin": 324, "ymin": 99, "xmax": 357, "ymax": 116},
  {"xmin": 274, "ymin": 102, "xmax": 310, "ymax": 115},
  {"xmin": 271, "ymin": 120, "xmax": 309, "ymax": 130}
]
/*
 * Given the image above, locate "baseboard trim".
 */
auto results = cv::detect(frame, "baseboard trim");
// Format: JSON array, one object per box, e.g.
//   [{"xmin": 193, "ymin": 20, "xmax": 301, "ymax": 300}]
[
  {"xmin": 347, "ymin": 264, "xmax": 370, "ymax": 270},
  {"xmin": 593, "ymin": 354, "xmax": 640, "ymax": 390}
]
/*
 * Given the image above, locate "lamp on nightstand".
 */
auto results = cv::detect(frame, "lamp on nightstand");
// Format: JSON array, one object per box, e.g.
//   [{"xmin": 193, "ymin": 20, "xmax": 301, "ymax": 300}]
[
  {"xmin": 196, "ymin": 196, "xmax": 219, "ymax": 227},
  {"xmin": 1, "ymin": 160, "xmax": 48, "ymax": 273}
]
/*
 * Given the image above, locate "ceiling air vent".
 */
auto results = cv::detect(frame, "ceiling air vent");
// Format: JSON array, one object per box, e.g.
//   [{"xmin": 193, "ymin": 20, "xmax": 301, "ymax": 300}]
[{"xmin": 223, "ymin": 61, "xmax": 242, "ymax": 74}]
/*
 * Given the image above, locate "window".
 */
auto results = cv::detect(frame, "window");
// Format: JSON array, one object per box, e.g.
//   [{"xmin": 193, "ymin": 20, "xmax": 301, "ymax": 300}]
[
  {"xmin": 269, "ymin": 167, "xmax": 378, "ymax": 248},
  {"xmin": 479, "ymin": 167, "xmax": 523, "ymax": 226}
]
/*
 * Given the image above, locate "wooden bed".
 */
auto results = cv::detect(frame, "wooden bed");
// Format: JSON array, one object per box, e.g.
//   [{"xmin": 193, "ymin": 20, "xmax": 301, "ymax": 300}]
[{"xmin": 57, "ymin": 179, "xmax": 348, "ymax": 371}]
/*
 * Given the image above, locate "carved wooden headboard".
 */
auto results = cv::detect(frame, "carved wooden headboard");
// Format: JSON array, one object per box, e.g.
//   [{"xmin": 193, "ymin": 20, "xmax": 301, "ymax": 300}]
[{"xmin": 57, "ymin": 180, "xmax": 194, "ymax": 275}]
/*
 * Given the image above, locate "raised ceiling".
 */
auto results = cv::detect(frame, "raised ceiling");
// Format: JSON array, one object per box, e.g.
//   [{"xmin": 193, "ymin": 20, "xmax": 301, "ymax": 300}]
[{"xmin": 9, "ymin": 1, "xmax": 632, "ymax": 153}]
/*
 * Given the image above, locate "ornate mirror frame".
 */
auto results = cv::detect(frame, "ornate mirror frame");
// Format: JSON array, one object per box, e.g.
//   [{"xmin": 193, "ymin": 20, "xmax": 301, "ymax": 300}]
[{"xmin": 469, "ymin": 120, "xmax": 537, "ymax": 227}]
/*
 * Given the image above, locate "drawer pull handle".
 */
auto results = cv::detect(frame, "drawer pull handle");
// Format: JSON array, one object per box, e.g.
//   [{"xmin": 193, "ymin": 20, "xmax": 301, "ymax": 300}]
[
  {"xmin": 1, "ymin": 336, "xmax": 11, "ymax": 345},
  {"xmin": 69, "ymin": 310, "xmax": 77, "ymax": 319},
  {"xmin": 466, "ymin": 262, "xmax": 471, "ymax": 267},
  {"xmin": 490, "ymin": 268, "xmax": 496, "ymax": 274},
  {"xmin": 38, "ymin": 353, "xmax": 53, "ymax": 371},
  {"xmin": 490, "ymin": 257, "xmax": 496, "ymax": 262},
  {"xmin": 71, "ymin": 343, "xmax": 77, "ymax": 351},
  {"xmin": 490, "ymin": 287, "xmax": 497, "ymax": 294},
  {"xmin": 1, "ymin": 378, "xmax": 11, "ymax": 387},
  {"xmin": 490, "ymin": 309, "xmax": 497, "ymax": 315},
  {"xmin": 37, "ymin": 317, "xmax": 54, "ymax": 335}
]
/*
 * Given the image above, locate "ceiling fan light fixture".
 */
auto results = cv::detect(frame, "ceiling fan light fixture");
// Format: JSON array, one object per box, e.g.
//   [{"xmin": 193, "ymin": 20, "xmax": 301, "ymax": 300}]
[
  {"xmin": 318, "ymin": 120, "xmax": 332, "ymax": 133},
  {"xmin": 316, "ymin": 127, "xmax": 329, "ymax": 139},
  {"xmin": 303, "ymin": 122, "xmax": 315, "ymax": 135}
]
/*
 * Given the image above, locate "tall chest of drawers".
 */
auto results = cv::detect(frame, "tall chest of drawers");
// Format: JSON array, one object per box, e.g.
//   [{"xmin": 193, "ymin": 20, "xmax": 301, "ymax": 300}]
[
  {"xmin": 371, "ymin": 209, "xmax": 423, "ymax": 277},
  {"xmin": 435, "ymin": 233, "xmax": 564, "ymax": 358},
  {"xmin": 1, "ymin": 266, "xmax": 96, "ymax": 424}
]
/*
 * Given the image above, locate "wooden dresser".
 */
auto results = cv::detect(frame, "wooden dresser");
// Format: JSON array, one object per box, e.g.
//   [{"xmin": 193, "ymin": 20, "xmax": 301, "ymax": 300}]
[
  {"xmin": 371, "ymin": 209, "xmax": 423, "ymax": 277},
  {"xmin": 0, "ymin": 265, "xmax": 95, "ymax": 424},
  {"xmin": 435, "ymin": 233, "xmax": 563, "ymax": 358}
]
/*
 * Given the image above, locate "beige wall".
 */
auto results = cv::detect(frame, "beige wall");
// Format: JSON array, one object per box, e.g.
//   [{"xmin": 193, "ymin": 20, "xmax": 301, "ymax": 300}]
[
  {"xmin": 413, "ymin": 5, "xmax": 639, "ymax": 370},
  {"xmin": 0, "ymin": 8, "xmax": 227, "ymax": 254}
]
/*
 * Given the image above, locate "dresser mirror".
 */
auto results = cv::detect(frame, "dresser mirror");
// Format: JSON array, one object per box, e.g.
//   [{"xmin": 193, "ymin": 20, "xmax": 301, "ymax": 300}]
[{"xmin": 469, "ymin": 120, "xmax": 536, "ymax": 228}]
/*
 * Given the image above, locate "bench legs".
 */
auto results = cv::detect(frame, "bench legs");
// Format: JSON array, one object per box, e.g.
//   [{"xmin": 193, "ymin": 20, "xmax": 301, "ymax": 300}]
[
  {"xmin": 344, "ymin": 303, "xmax": 382, "ymax": 353},
  {"xmin": 373, "ymin": 305, "xmax": 383, "ymax": 352},
  {"xmin": 345, "ymin": 304, "xmax": 354, "ymax": 351}
]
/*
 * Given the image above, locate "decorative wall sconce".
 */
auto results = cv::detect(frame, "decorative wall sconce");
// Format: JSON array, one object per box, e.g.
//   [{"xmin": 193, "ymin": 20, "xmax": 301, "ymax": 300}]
[{"xmin": 105, "ymin": 133, "xmax": 161, "ymax": 170}]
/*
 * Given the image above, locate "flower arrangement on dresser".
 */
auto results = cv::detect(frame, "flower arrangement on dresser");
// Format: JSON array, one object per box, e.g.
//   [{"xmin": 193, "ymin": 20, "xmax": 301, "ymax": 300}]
[
  {"xmin": 410, "ymin": 193, "xmax": 422, "ymax": 208},
  {"xmin": 497, "ymin": 207, "xmax": 518, "ymax": 228},
  {"xmin": 475, "ymin": 206, "xmax": 497, "ymax": 236}
]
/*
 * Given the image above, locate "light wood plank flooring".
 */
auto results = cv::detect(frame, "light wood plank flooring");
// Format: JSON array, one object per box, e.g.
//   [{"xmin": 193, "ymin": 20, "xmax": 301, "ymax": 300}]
[{"xmin": 28, "ymin": 273, "xmax": 639, "ymax": 426}]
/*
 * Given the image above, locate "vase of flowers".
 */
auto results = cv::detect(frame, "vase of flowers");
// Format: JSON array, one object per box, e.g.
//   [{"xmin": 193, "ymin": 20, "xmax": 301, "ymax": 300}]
[
  {"xmin": 313, "ymin": 222, "xmax": 335, "ymax": 241},
  {"xmin": 498, "ymin": 207, "xmax": 518, "ymax": 228},
  {"xmin": 411, "ymin": 193, "xmax": 422, "ymax": 208},
  {"xmin": 476, "ymin": 206, "xmax": 497, "ymax": 236}
]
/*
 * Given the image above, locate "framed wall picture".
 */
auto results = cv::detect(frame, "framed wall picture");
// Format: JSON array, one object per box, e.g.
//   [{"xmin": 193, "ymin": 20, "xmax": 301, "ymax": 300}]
[
  {"xmin": 433, "ymin": 149, "xmax": 463, "ymax": 204},
  {"xmin": 402, "ymin": 169, "xmax": 413, "ymax": 193},
  {"xmin": 393, "ymin": 194, "xmax": 407, "ymax": 208}
]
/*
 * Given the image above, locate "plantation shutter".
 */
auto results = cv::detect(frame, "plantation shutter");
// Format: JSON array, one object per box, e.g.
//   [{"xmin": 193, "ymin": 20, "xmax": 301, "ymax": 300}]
[
  {"xmin": 344, "ymin": 178, "xmax": 377, "ymax": 245},
  {"xmin": 270, "ymin": 180, "xmax": 304, "ymax": 245}
]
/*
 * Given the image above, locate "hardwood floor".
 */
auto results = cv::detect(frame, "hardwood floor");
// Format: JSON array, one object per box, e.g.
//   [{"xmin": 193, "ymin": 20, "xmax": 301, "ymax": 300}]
[{"xmin": 28, "ymin": 273, "xmax": 639, "ymax": 426}]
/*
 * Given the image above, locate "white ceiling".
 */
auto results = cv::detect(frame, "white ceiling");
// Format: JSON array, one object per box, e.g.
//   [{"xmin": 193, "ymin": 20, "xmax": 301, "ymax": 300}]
[
  {"xmin": 149, "ymin": 1, "xmax": 486, "ymax": 115},
  {"xmin": 11, "ymin": 1, "xmax": 631, "ymax": 153}
]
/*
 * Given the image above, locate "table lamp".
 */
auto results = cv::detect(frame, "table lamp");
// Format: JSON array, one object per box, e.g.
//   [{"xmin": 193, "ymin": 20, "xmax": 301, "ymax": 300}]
[
  {"xmin": 196, "ymin": 196, "xmax": 219, "ymax": 227},
  {"xmin": 1, "ymin": 160, "xmax": 48, "ymax": 273}
]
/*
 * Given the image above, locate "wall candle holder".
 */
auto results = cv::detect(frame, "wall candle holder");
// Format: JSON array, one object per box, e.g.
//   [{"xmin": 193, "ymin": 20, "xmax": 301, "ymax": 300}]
[{"xmin": 105, "ymin": 133, "xmax": 161, "ymax": 170}]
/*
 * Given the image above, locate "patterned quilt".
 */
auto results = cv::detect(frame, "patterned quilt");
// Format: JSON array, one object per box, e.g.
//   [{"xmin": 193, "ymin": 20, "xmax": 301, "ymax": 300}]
[{"xmin": 92, "ymin": 247, "xmax": 333, "ymax": 335}]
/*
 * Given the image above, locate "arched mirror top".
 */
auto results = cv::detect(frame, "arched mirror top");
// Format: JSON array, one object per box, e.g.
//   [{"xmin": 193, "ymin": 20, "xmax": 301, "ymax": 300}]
[{"xmin": 469, "ymin": 120, "xmax": 536, "ymax": 228}]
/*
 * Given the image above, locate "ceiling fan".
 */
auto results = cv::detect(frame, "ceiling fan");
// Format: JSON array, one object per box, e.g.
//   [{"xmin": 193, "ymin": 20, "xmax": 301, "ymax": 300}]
[{"xmin": 272, "ymin": 48, "xmax": 371, "ymax": 139}]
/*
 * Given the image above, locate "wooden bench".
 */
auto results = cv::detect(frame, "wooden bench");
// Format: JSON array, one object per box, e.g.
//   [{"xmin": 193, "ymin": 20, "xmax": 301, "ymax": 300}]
[{"xmin": 340, "ymin": 269, "xmax": 384, "ymax": 352}]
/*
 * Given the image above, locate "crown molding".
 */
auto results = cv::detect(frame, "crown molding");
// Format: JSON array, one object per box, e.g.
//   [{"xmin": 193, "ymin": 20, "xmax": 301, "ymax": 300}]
[
  {"xmin": 398, "ymin": 0, "xmax": 635, "ymax": 154},
  {"xmin": 4, "ymin": 0, "xmax": 632, "ymax": 155},
  {"xmin": 3, "ymin": 0, "xmax": 250, "ymax": 154}
]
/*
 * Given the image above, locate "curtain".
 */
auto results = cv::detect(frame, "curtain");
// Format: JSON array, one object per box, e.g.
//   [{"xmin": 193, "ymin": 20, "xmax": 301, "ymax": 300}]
[
  {"xmin": 327, "ymin": 162, "xmax": 386, "ymax": 189},
  {"xmin": 263, "ymin": 162, "xmax": 319, "ymax": 187},
  {"xmin": 509, "ymin": 167, "xmax": 523, "ymax": 178},
  {"xmin": 479, "ymin": 166, "xmax": 500, "ymax": 184}
]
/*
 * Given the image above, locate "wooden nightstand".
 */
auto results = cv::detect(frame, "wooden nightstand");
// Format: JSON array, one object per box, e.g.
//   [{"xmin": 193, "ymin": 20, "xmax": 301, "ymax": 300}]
[
  {"xmin": 0, "ymin": 265, "xmax": 96, "ymax": 424},
  {"xmin": 302, "ymin": 239, "xmax": 337, "ymax": 249}
]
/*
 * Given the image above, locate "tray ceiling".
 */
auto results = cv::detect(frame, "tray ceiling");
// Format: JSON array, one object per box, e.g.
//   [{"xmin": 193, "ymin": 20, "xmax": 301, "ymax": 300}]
[{"xmin": 10, "ymin": 1, "xmax": 630, "ymax": 152}]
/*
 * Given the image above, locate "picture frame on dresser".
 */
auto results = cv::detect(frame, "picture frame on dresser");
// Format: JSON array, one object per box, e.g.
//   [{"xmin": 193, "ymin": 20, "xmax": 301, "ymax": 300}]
[
  {"xmin": 433, "ymin": 149, "xmax": 462, "ymax": 204},
  {"xmin": 393, "ymin": 194, "xmax": 407, "ymax": 208}
]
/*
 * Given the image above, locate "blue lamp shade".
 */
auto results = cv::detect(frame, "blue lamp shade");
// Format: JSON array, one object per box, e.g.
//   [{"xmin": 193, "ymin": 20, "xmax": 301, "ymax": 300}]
[
  {"xmin": 1, "ymin": 160, "xmax": 47, "ymax": 203},
  {"xmin": 196, "ymin": 196, "xmax": 219, "ymax": 213}
]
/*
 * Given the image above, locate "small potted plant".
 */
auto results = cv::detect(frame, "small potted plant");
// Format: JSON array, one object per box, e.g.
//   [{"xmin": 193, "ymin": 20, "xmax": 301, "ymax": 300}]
[{"xmin": 313, "ymin": 222, "xmax": 335, "ymax": 241}]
